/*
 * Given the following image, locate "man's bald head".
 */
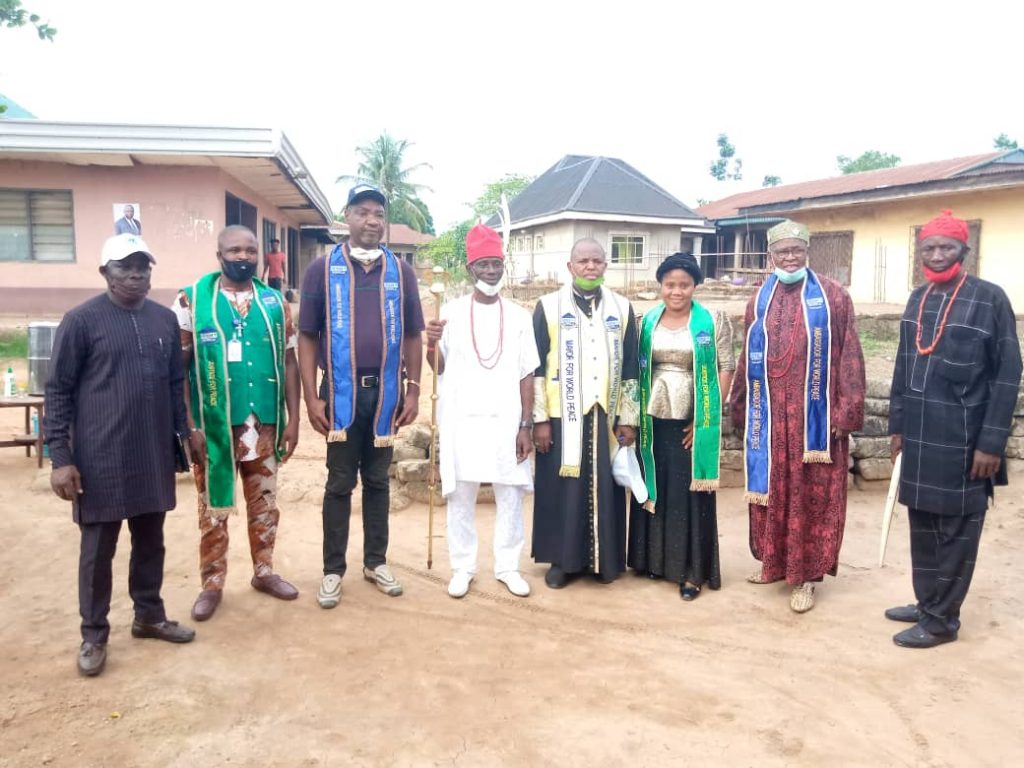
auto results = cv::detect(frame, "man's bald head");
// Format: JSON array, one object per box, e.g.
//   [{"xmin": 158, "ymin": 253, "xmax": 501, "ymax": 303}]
[
  {"xmin": 217, "ymin": 224, "xmax": 257, "ymax": 252},
  {"xmin": 570, "ymin": 237, "xmax": 605, "ymax": 261}
]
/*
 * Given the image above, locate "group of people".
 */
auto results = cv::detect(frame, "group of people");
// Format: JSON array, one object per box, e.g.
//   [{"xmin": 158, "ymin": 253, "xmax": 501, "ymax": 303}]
[{"xmin": 45, "ymin": 186, "xmax": 1020, "ymax": 677}]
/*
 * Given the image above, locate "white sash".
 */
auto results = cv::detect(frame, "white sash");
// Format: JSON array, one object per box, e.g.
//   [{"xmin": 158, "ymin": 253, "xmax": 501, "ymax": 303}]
[{"xmin": 556, "ymin": 285, "xmax": 624, "ymax": 477}]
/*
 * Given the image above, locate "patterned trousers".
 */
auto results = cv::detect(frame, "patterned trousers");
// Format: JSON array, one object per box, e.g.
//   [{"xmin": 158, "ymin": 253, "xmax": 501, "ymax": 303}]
[
  {"xmin": 909, "ymin": 508, "xmax": 986, "ymax": 635},
  {"xmin": 193, "ymin": 423, "xmax": 281, "ymax": 591}
]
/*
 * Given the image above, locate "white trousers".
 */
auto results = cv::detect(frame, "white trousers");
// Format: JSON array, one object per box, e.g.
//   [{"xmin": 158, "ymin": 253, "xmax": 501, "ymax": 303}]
[{"xmin": 446, "ymin": 481, "xmax": 526, "ymax": 577}]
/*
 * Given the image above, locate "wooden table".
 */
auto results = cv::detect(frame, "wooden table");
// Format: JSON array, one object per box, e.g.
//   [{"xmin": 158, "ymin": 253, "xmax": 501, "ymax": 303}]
[{"xmin": 0, "ymin": 395, "xmax": 45, "ymax": 468}]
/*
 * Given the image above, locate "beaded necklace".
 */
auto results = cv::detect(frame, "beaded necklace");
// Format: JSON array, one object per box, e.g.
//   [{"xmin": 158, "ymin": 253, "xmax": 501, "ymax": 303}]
[
  {"xmin": 915, "ymin": 274, "xmax": 968, "ymax": 356},
  {"xmin": 470, "ymin": 296, "xmax": 504, "ymax": 369}
]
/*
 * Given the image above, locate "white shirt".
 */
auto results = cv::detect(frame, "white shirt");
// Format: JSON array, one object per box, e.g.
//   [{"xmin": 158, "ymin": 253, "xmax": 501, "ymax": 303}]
[{"xmin": 437, "ymin": 294, "xmax": 540, "ymax": 495}]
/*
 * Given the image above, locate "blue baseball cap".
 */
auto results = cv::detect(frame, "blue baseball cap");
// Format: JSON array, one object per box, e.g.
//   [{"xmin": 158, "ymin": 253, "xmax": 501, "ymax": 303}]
[{"xmin": 347, "ymin": 184, "xmax": 387, "ymax": 208}]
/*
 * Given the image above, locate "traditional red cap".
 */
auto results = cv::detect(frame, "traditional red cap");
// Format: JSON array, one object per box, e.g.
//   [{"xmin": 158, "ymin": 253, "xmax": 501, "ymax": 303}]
[
  {"xmin": 919, "ymin": 210, "xmax": 968, "ymax": 243},
  {"xmin": 465, "ymin": 224, "xmax": 504, "ymax": 264}
]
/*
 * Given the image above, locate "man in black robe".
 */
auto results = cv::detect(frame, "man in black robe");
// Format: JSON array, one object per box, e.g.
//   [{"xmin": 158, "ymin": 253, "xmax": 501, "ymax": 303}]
[
  {"xmin": 45, "ymin": 233, "xmax": 196, "ymax": 677},
  {"xmin": 887, "ymin": 210, "xmax": 1022, "ymax": 648},
  {"xmin": 531, "ymin": 238, "xmax": 640, "ymax": 587}
]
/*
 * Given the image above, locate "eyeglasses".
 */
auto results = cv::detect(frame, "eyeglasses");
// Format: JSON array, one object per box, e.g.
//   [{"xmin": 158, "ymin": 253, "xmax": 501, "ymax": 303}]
[{"xmin": 770, "ymin": 246, "xmax": 808, "ymax": 258}]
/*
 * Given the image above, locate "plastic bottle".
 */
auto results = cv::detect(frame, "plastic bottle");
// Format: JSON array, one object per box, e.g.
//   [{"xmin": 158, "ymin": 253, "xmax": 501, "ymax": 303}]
[{"xmin": 3, "ymin": 367, "xmax": 15, "ymax": 397}]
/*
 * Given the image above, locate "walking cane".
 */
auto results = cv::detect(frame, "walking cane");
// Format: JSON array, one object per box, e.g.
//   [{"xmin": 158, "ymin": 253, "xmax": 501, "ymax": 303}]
[{"xmin": 427, "ymin": 266, "xmax": 446, "ymax": 569}]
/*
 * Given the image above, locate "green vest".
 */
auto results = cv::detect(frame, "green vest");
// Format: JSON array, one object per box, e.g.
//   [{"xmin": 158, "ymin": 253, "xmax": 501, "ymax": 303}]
[{"xmin": 224, "ymin": 296, "xmax": 281, "ymax": 426}]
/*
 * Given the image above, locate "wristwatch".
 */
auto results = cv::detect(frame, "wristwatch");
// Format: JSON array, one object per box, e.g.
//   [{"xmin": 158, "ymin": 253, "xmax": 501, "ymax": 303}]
[{"xmin": 519, "ymin": 420, "xmax": 533, "ymax": 430}]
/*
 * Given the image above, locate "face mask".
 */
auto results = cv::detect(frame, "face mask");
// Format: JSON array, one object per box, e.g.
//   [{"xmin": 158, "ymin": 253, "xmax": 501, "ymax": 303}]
[
  {"xmin": 222, "ymin": 259, "xmax": 255, "ymax": 283},
  {"xmin": 475, "ymin": 278, "xmax": 503, "ymax": 297},
  {"xmin": 573, "ymin": 275, "xmax": 605, "ymax": 291},
  {"xmin": 774, "ymin": 266, "xmax": 807, "ymax": 285},
  {"xmin": 923, "ymin": 261, "xmax": 962, "ymax": 283},
  {"xmin": 349, "ymin": 247, "xmax": 382, "ymax": 265}
]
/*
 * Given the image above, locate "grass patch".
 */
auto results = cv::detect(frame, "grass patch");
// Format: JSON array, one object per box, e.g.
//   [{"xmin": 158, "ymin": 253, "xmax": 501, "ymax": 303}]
[{"xmin": 0, "ymin": 329, "xmax": 28, "ymax": 360}]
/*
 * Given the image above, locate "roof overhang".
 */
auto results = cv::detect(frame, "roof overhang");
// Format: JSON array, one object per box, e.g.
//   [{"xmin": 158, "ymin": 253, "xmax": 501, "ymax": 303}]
[
  {"xmin": 0, "ymin": 119, "xmax": 333, "ymax": 226},
  {"xmin": 511, "ymin": 210, "xmax": 714, "ymax": 232},
  {"xmin": 738, "ymin": 171, "xmax": 1024, "ymax": 217}
]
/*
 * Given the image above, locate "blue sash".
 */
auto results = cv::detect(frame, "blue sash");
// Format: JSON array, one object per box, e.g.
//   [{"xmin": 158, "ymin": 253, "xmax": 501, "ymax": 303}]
[
  {"xmin": 325, "ymin": 244, "xmax": 404, "ymax": 447},
  {"xmin": 744, "ymin": 270, "xmax": 832, "ymax": 505}
]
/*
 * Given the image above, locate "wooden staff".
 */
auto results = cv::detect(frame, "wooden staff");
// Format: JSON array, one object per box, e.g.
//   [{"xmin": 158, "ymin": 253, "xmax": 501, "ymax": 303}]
[{"xmin": 427, "ymin": 266, "xmax": 445, "ymax": 569}]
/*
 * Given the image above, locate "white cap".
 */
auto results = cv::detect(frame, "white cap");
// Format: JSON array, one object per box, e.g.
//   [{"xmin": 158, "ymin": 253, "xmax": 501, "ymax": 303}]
[
  {"xmin": 100, "ymin": 233, "xmax": 156, "ymax": 267},
  {"xmin": 612, "ymin": 445, "xmax": 648, "ymax": 504}
]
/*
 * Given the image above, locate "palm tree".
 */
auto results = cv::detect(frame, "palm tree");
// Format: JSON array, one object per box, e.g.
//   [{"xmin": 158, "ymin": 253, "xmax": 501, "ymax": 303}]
[{"xmin": 337, "ymin": 133, "xmax": 432, "ymax": 246}]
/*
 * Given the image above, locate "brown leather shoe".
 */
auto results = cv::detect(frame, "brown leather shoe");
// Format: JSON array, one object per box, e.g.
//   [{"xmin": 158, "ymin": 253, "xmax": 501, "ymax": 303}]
[
  {"xmin": 251, "ymin": 573, "xmax": 299, "ymax": 601},
  {"xmin": 191, "ymin": 589, "xmax": 222, "ymax": 622},
  {"xmin": 78, "ymin": 642, "xmax": 106, "ymax": 677},
  {"xmin": 131, "ymin": 619, "xmax": 196, "ymax": 643}
]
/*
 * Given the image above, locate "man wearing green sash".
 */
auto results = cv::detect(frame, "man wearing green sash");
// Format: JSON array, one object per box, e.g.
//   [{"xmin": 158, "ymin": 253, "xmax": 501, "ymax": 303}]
[{"xmin": 173, "ymin": 226, "xmax": 301, "ymax": 622}]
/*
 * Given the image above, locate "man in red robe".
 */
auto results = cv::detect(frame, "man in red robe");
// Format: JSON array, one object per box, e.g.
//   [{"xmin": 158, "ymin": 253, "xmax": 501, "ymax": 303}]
[{"xmin": 730, "ymin": 220, "xmax": 865, "ymax": 613}]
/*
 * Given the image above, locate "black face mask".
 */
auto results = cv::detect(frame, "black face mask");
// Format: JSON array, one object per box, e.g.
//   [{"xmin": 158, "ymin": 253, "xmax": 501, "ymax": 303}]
[{"xmin": 222, "ymin": 259, "xmax": 256, "ymax": 283}]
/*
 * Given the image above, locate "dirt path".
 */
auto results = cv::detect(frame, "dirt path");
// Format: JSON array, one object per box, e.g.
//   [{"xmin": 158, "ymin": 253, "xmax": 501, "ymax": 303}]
[{"xmin": 1, "ymin": 402, "xmax": 1022, "ymax": 767}]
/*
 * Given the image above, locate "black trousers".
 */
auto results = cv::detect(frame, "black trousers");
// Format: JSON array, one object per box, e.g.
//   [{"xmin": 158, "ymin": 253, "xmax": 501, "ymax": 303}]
[
  {"xmin": 909, "ymin": 507, "xmax": 985, "ymax": 635},
  {"xmin": 322, "ymin": 385, "xmax": 393, "ymax": 577},
  {"xmin": 79, "ymin": 512, "xmax": 167, "ymax": 644}
]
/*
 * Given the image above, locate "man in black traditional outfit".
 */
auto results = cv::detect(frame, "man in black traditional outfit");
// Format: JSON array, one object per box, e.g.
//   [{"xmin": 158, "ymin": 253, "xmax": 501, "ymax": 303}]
[
  {"xmin": 887, "ymin": 210, "xmax": 1022, "ymax": 648},
  {"xmin": 45, "ymin": 233, "xmax": 196, "ymax": 677},
  {"xmin": 531, "ymin": 238, "xmax": 640, "ymax": 587}
]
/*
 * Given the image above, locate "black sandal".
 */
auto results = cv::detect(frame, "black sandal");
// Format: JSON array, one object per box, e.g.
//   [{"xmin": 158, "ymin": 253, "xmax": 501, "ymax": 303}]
[{"xmin": 680, "ymin": 583, "xmax": 701, "ymax": 601}]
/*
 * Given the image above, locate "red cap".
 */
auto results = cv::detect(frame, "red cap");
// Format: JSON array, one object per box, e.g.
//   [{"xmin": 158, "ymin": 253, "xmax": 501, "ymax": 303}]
[
  {"xmin": 465, "ymin": 224, "xmax": 504, "ymax": 264},
  {"xmin": 919, "ymin": 210, "xmax": 969, "ymax": 244}
]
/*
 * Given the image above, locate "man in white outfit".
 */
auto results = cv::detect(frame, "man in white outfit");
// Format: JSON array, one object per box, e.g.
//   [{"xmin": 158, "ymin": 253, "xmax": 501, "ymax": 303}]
[{"xmin": 425, "ymin": 224, "xmax": 539, "ymax": 599}]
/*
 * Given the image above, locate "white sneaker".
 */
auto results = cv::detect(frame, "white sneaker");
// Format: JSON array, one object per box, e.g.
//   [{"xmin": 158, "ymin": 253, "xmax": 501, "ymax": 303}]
[
  {"xmin": 363, "ymin": 564, "xmax": 403, "ymax": 596},
  {"xmin": 447, "ymin": 572, "xmax": 473, "ymax": 599},
  {"xmin": 497, "ymin": 571, "xmax": 531, "ymax": 597},
  {"xmin": 317, "ymin": 574, "xmax": 342, "ymax": 609}
]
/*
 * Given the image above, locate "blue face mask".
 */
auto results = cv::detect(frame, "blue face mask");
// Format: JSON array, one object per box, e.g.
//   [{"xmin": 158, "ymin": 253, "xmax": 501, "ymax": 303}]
[{"xmin": 774, "ymin": 266, "xmax": 807, "ymax": 285}]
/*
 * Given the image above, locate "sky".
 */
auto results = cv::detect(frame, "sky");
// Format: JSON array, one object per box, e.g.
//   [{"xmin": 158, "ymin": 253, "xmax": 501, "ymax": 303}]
[{"xmin": 2, "ymin": 0, "xmax": 1022, "ymax": 230}]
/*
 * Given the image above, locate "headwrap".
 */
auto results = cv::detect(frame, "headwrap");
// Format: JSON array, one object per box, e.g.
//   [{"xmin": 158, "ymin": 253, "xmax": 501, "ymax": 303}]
[
  {"xmin": 465, "ymin": 224, "xmax": 504, "ymax": 264},
  {"xmin": 767, "ymin": 220, "xmax": 810, "ymax": 246},
  {"xmin": 656, "ymin": 252, "xmax": 703, "ymax": 285},
  {"xmin": 919, "ymin": 210, "xmax": 968, "ymax": 243}
]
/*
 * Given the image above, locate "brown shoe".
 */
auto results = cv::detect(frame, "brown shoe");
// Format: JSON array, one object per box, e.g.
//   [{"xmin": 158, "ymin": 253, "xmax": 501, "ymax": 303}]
[
  {"xmin": 251, "ymin": 573, "xmax": 299, "ymax": 601},
  {"xmin": 191, "ymin": 589, "xmax": 222, "ymax": 622}
]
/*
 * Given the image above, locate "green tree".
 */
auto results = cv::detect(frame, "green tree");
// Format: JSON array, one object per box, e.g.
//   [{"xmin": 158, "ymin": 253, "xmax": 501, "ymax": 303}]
[
  {"xmin": 836, "ymin": 150, "xmax": 901, "ymax": 174},
  {"xmin": 994, "ymin": 133, "xmax": 1019, "ymax": 151},
  {"xmin": 470, "ymin": 173, "xmax": 534, "ymax": 219},
  {"xmin": 388, "ymin": 196, "xmax": 435, "ymax": 235},
  {"xmin": 709, "ymin": 133, "xmax": 743, "ymax": 181},
  {"xmin": 762, "ymin": 175, "xmax": 782, "ymax": 187},
  {"xmin": 417, "ymin": 220, "xmax": 472, "ymax": 284},
  {"xmin": 337, "ymin": 132, "xmax": 432, "ymax": 246},
  {"xmin": 1, "ymin": 1, "xmax": 55, "ymax": 115}
]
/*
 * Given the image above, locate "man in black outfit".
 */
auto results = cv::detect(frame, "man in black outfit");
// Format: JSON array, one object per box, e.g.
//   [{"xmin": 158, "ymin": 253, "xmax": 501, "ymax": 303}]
[{"xmin": 45, "ymin": 233, "xmax": 196, "ymax": 677}]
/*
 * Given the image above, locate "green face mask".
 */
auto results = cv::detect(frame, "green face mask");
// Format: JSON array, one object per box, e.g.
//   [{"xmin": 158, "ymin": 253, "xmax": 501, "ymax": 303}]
[{"xmin": 573, "ymin": 275, "xmax": 605, "ymax": 291}]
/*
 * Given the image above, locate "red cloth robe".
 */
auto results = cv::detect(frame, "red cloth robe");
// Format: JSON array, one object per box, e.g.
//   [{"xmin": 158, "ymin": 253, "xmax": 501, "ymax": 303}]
[{"xmin": 730, "ymin": 277, "xmax": 866, "ymax": 584}]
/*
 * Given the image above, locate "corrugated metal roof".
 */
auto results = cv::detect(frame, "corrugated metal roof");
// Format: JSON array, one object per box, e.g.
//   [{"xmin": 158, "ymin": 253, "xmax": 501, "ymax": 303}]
[{"xmin": 697, "ymin": 152, "xmax": 1016, "ymax": 220}]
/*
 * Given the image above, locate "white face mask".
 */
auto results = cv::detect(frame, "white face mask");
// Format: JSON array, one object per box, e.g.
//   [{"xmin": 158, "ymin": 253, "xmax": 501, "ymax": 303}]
[
  {"xmin": 475, "ymin": 277, "xmax": 503, "ymax": 297},
  {"xmin": 349, "ymin": 247, "xmax": 382, "ymax": 265},
  {"xmin": 774, "ymin": 266, "xmax": 807, "ymax": 285}
]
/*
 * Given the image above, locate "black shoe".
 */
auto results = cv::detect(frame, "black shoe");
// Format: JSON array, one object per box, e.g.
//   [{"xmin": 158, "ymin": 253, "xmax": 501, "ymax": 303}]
[
  {"xmin": 680, "ymin": 583, "xmax": 701, "ymax": 601},
  {"xmin": 594, "ymin": 572, "xmax": 616, "ymax": 585},
  {"xmin": 544, "ymin": 565, "xmax": 568, "ymax": 589},
  {"xmin": 893, "ymin": 624, "xmax": 958, "ymax": 649},
  {"xmin": 78, "ymin": 642, "xmax": 106, "ymax": 677},
  {"xmin": 884, "ymin": 604, "xmax": 922, "ymax": 623},
  {"xmin": 131, "ymin": 619, "xmax": 196, "ymax": 644}
]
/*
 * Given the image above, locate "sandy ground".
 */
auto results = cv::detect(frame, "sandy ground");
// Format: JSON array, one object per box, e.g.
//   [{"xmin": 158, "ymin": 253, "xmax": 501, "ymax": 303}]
[{"xmin": 1, "ymin": 379, "xmax": 1023, "ymax": 768}]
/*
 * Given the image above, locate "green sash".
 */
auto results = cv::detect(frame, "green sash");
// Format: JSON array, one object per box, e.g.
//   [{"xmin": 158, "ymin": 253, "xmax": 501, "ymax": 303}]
[
  {"xmin": 638, "ymin": 300, "xmax": 721, "ymax": 508},
  {"xmin": 187, "ymin": 273, "xmax": 285, "ymax": 517}
]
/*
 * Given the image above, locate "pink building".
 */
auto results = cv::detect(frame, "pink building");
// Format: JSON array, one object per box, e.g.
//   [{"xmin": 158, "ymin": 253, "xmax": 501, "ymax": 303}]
[{"xmin": 0, "ymin": 120, "xmax": 335, "ymax": 313}]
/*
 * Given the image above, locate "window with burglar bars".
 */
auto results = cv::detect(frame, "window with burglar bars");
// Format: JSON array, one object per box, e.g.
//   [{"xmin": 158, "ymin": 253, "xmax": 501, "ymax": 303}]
[
  {"xmin": 0, "ymin": 189, "xmax": 75, "ymax": 262},
  {"xmin": 610, "ymin": 234, "xmax": 645, "ymax": 264}
]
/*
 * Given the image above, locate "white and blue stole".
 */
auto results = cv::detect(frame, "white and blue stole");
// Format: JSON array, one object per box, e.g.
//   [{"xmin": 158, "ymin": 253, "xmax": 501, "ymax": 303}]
[
  {"xmin": 744, "ymin": 269, "xmax": 832, "ymax": 505},
  {"xmin": 324, "ymin": 244, "xmax": 404, "ymax": 447}
]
